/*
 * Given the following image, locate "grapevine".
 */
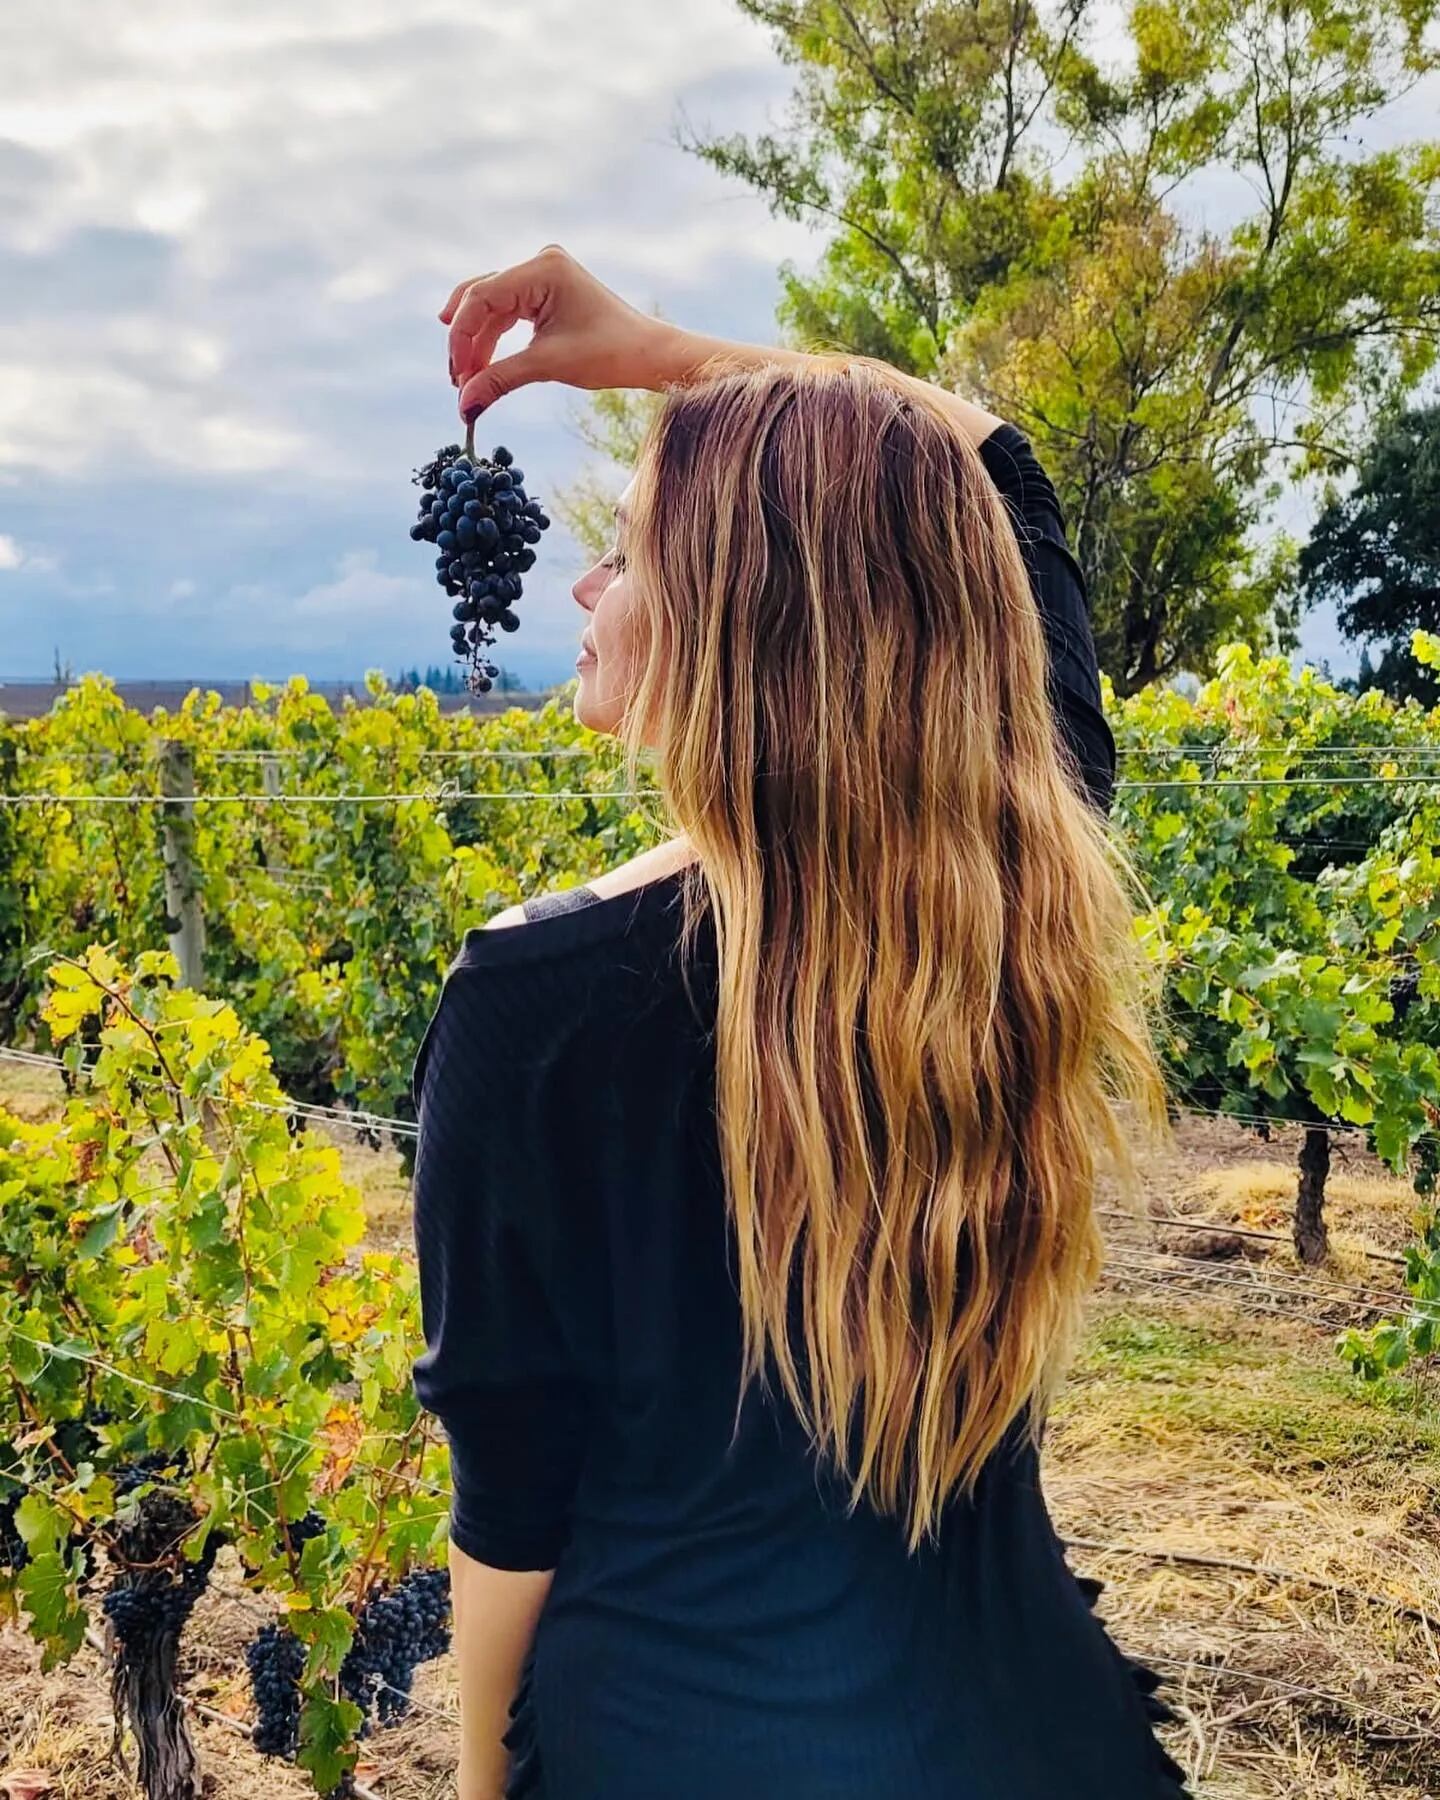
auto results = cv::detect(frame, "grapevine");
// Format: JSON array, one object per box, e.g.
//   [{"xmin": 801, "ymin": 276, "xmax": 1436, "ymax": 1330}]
[
  {"xmin": 2, "ymin": 633, "xmax": 1440, "ymax": 1793},
  {"xmin": 0, "ymin": 948, "xmax": 454, "ymax": 1797},
  {"xmin": 102, "ymin": 1482, "xmax": 223, "ymax": 1800}
]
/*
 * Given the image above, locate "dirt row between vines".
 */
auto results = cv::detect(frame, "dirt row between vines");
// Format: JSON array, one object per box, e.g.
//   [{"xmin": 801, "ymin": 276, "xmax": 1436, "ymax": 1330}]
[{"xmin": 4, "ymin": 1072, "xmax": 1439, "ymax": 1799}]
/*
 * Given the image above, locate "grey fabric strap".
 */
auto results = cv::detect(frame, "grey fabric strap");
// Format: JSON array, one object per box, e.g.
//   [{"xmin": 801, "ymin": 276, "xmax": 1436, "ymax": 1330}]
[{"xmin": 520, "ymin": 885, "xmax": 602, "ymax": 922}]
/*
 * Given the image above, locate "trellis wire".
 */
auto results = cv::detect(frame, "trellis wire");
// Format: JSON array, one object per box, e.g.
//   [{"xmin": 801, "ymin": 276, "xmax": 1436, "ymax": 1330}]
[
  {"xmin": 1, "ymin": 1048, "xmax": 1421, "ymax": 1307},
  {"xmin": 0, "ymin": 787, "xmax": 650, "ymax": 806},
  {"xmin": 23, "ymin": 739, "xmax": 1440, "ymax": 763},
  {"xmin": 6, "ymin": 1044, "xmax": 1438, "ymax": 1156},
  {"xmin": 1103, "ymin": 1244, "xmax": 1439, "ymax": 1329},
  {"xmin": 1141, "ymin": 1649, "xmax": 1440, "ymax": 1744},
  {"xmin": 0, "ymin": 1045, "xmax": 420, "ymax": 1141},
  {"xmin": 8, "ymin": 1328, "xmax": 452, "ymax": 1504},
  {"xmin": 1096, "ymin": 1227, "xmax": 1421, "ymax": 1313},
  {"xmin": 5, "ymin": 768, "xmax": 1440, "ymax": 806},
  {"xmin": 1101, "ymin": 1254, "xmax": 1359, "ymax": 1331},
  {"xmin": 1064, "ymin": 1536, "xmax": 1440, "ymax": 1636},
  {"xmin": 1097, "ymin": 1205, "xmax": 1408, "ymax": 1269}
]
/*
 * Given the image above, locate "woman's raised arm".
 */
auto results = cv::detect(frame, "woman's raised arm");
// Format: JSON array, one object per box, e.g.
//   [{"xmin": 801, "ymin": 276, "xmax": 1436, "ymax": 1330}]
[{"xmin": 442, "ymin": 244, "xmax": 1004, "ymax": 451}]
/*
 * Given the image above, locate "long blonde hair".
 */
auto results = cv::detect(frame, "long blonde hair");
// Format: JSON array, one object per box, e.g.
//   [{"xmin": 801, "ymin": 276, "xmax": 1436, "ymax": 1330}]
[{"xmin": 616, "ymin": 355, "xmax": 1171, "ymax": 1553}]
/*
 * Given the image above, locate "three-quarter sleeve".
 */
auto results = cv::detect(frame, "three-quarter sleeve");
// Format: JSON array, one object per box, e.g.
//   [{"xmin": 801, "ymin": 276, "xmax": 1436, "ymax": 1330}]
[
  {"xmin": 977, "ymin": 423, "xmax": 1117, "ymax": 818},
  {"xmin": 409, "ymin": 958, "xmax": 592, "ymax": 1571}
]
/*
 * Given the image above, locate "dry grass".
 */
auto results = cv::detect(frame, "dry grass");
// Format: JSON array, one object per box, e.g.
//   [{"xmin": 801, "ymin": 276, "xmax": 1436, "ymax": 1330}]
[{"xmin": 4, "ymin": 1064, "xmax": 1439, "ymax": 1798}]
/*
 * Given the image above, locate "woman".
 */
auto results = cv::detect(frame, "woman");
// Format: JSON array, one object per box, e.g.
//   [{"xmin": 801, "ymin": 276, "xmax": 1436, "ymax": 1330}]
[{"xmin": 411, "ymin": 245, "xmax": 1184, "ymax": 1799}]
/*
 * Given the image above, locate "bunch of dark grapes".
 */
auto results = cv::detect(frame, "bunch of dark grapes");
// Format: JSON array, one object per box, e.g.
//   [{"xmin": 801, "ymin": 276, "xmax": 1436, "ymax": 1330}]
[
  {"xmin": 277, "ymin": 1508, "xmax": 327, "ymax": 1557},
  {"xmin": 409, "ymin": 441, "xmax": 551, "ymax": 695},
  {"xmin": 246, "ymin": 1622, "xmax": 307, "ymax": 1756},
  {"xmin": 0, "ymin": 1491, "xmax": 27, "ymax": 1573},
  {"xmin": 339, "ymin": 1566, "xmax": 452, "ymax": 1733},
  {"xmin": 112, "ymin": 1449, "xmax": 186, "ymax": 1497},
  {"xmin": 101, "ymin": 1485, "xmax": 219, "ymax": 1651},
  {"xmin": 1389, "ymin": 969, "xmax": 1421, "ymax": 1025}
]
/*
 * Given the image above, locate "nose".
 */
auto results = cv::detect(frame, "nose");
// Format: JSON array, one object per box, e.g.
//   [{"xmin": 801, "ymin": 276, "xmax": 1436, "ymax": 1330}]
[{"xmin": 571, "ymin": 561, "xmax": 604, "ymax": 610}]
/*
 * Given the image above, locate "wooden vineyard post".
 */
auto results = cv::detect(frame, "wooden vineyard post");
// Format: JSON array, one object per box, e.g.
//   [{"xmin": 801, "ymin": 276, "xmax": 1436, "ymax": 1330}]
[
  {"xmin": 1294, "ymin": 1124, "xmax": 1331, "ymax": 1266},
  {"xmin": 160, "ymin": 739, "xmax": 206, "ymax": 990}
]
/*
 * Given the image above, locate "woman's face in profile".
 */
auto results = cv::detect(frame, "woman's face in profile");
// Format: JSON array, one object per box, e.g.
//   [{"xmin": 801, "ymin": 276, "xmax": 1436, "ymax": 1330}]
[{"xmin": 571, "ymin": 472, "xmax": 641, "ymax": 736}]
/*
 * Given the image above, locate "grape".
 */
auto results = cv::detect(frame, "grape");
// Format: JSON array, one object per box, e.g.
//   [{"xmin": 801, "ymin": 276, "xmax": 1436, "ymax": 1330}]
[
  {"xmin": 409, "ymin": 437, "xmax": 553, "ymax": 694},
  {"xmin": 246, "ymin": 1623, "xmax": 306, "ymax": 1757}
]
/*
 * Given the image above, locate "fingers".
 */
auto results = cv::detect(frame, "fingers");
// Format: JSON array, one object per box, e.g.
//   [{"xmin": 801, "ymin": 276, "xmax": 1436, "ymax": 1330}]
[
  {"xmin": 457, "ymin": 344, "xmax": 547, "ymax": 422},
  {"xmin": 443, "ymin": 253, "xmax": 564, "ymax": 392},
  {"xmin": 439, "ymin": 273, "xmax": 494, "ymax": 324},
  {"xmin": 446, "ymin": 273, "xmax": 532, "ymax": 400}
]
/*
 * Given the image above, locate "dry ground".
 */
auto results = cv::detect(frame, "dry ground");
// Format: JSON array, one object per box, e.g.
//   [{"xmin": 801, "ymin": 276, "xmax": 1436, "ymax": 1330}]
[{"xmin": 4, "ymin": 1069, "xmax": 1438, "ymax": 1798}]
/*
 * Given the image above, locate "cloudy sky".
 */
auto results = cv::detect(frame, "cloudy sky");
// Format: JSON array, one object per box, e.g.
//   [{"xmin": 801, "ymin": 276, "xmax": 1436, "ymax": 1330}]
[{"xmin": 0, "ymin": 3, "xmax": 1431, "ymax": 689}]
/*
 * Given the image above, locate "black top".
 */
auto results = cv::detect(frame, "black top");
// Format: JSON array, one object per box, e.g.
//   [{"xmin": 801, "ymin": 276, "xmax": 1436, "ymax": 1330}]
[{"xmin": 410, "ymin": 426, "xmax": 1187, "ymax": 1798}]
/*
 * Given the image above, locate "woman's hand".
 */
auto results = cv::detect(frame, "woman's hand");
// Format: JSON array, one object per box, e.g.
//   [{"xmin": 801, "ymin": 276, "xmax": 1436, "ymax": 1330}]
[{"xmin": 442, "ymin": 245, "xmax": 696, "ymax": 422}]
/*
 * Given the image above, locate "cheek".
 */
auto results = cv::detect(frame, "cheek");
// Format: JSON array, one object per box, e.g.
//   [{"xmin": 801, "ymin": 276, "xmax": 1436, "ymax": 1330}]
[{"xmin": 593, "ymin": 577, "xmax": 638, "ymax": 661}]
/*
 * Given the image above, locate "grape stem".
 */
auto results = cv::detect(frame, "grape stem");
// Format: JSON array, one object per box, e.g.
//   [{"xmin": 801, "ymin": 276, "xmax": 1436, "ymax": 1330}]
[{"xmin": 463, "ymin": 419, "xmax": 476, "ymax": 462}]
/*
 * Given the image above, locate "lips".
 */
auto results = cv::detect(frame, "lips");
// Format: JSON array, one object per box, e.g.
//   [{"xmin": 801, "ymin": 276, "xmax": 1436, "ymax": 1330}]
[{"xmin": 578, "ymin": 635, "xmax": 597, "ymax": 660}]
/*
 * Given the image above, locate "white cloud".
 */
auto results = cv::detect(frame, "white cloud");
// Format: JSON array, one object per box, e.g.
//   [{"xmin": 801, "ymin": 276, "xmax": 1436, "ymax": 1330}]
[
  {"xmin": 0, "ymin": 0, "xmax": 806, "ymax": 481},
  {"xmin": 169, "ymin": 577, "xmax": 197, "ymax": 598},
  {"xmin": 288, "ymin": 549, "xmax": 424, "ymax": 624},
  {"xmin": 0, "ymin": 532, "xmax": 56, "ymax": 574}
]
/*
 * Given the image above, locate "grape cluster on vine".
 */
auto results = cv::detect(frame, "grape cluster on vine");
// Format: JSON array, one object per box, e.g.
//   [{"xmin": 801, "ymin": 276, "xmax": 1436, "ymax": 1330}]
[
  {"xmin": 241, "ymin": 1566, "xmax": 452, "ymax": 1771},
  {"xmin": 339, "ymin": 1566, "xmax": 452, "ymax": 1732},
  {"xmin": 0, "ymin": 1491, "xmax": 26, "ymax": 1572},
  {"xmin": 409, "ymin": 441, "xmax": 552, "ymax": 696},
  {"xmin": 246, "ymin": 1622, "xmax": 307, "ymax": 1756},
  {"xmin": 101, "ymin": 1484, "xmax": 219, "ymax": 1652},
  {"xmin": 278, "ymin": 1508, "xmax": 328, "ymax": 1555}
]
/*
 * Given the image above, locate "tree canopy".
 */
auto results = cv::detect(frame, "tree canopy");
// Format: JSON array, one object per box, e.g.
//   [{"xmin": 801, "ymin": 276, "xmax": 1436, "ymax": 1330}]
[
  {"xmin": 682, "ymin": 0, "xmax": 1440, "ymax": 691},
  {"xmin": 1300, "ymin": 404, "xmax": 1440, "ymax": 707}
]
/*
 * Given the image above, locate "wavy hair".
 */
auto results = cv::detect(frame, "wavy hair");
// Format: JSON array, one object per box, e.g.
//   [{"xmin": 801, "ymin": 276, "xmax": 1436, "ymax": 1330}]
[{"xmin": 613, "ymin": 354, "xmax": 1172, "ymax": 1553}]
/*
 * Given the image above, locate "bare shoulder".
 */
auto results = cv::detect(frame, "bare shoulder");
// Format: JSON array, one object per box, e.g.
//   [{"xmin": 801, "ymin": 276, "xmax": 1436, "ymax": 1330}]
[
  {"xmin": 481, "ymin": 836, "xmax": 697, "ymax": 931},
  {"xmin": 585, "ymin": 835, "xmax": 698, "ymax": 901},
  {"xmin": 482, "ymin": 902, "xmax": 529, "ymax": 932}
]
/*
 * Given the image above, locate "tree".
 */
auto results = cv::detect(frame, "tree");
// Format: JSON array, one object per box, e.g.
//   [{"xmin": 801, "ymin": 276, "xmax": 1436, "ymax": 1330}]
[
  {"xmin": 1299, "ymin": 404, "xmax": 1440, "ymax": 708},
  {"xmin": 554, "ymin": 388, "xmax": 662, "ymax": 560},
  {"xmin": 678, "ymin": 0, "xmax": 1440, "ymax": 694}
]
